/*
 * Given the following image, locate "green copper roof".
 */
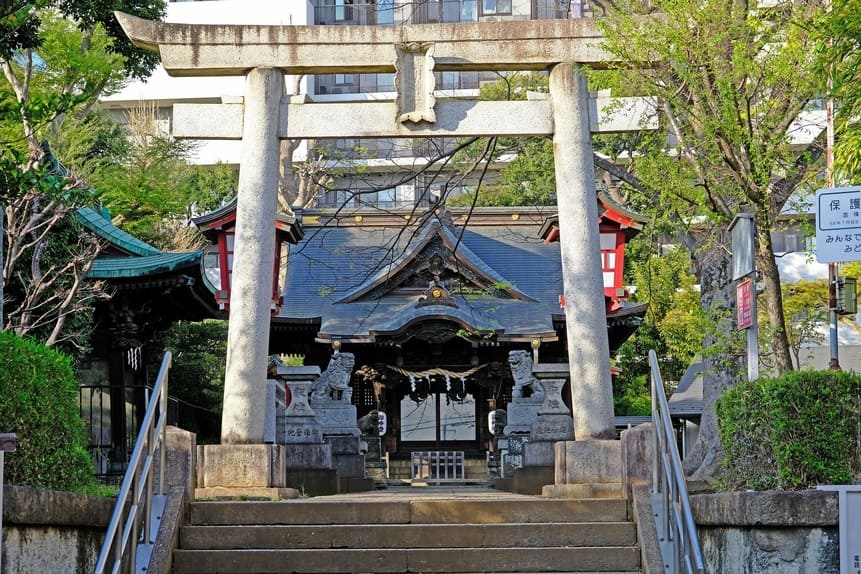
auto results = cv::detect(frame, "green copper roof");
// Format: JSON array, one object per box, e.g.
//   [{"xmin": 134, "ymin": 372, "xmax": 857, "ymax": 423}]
[
  {"xmin": 89, "ymin": 251, "xmax": 203, "ymax": 279},
  {"xmin": 77, "ymin": 206, "xmax": 162, "ymax": 257}
]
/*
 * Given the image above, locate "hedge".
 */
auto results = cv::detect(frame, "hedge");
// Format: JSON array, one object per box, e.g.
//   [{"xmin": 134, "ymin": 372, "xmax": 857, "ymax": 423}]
[
  {"xmin": 717, "ymin": 369, "xmax": 861, "ymax": 490},
  {"xmin": 0, "ymin": 332, "xmax": 94, "ymax": 491}
]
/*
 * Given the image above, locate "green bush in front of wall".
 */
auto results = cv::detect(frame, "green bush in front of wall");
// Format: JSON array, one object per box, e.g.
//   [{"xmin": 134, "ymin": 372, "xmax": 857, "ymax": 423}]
[
  {"xmin": 717, "ymin": 369, "xmax": 861, "ymax": 490},
  {"xmin": 0, "ymin": 332, "xmax": 95, "ymax": 492}
]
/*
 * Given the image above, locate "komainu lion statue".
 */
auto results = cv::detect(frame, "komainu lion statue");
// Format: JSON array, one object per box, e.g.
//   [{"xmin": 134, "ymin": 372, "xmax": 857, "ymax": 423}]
[
  {"xmin": 357, "ymin": 410, "xmax": 381, "ymax": 436},
  {"xmin": 508, "ymin": 350, "xmax": 545, "ymax": 400},
  {"xmin": 311, "ymin": 352, "xmax": 356, "ymax": 402}
]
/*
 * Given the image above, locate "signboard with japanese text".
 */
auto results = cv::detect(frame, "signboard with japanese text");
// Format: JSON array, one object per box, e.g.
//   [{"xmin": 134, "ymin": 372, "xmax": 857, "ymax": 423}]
[
  {"xmin": 737, "ymin": 279, "xmax": 754, "ymax": 329},
  {"xmin": 816, "ymin": 186, "xmax": 861, "ymax": 263}
]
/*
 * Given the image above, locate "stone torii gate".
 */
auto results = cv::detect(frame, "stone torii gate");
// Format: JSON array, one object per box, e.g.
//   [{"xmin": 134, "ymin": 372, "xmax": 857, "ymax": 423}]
[{"xmin": 116, "ymin": 13, "xmax": 654, "ymax": 492}]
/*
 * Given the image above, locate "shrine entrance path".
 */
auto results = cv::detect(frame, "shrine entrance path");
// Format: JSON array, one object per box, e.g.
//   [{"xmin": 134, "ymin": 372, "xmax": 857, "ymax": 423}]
[{"xmin": 175, "ymin": 485, "xmax": 642, "ymax": 573}]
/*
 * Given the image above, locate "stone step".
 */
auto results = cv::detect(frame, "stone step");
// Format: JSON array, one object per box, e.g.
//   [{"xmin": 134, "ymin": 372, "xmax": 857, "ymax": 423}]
[
  {"xmin": 181, "ymin": 521, "xmax": 638, "ymax": 550},
  {"xmin": 172, "ymin": 546, "xmax": 642, "ymax": 573},
  {"xmin": 189, "ymin": 498, "xmax": 630, "ymax": 525}
]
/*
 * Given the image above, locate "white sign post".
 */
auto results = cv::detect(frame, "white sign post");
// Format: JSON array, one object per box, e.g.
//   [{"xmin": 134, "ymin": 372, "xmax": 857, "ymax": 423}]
[
  {"xmin": 815, "ymin": 186, "xmax": 861, "ymax": 263},
  {"xmin": 730, "ymin": 214, "xmax": 758, "ymax": 381},
  {"xmin": 817, "ymin": 485, "xmax": 861, "ymax": 574}
]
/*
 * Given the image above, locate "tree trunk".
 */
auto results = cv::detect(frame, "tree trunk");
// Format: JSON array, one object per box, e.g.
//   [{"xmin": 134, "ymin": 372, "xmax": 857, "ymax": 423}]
[
  {"xmin": 756, "ymin": 226, "xmax": 793, "ymax": 374},
  {"xmin": 683, "ymin": 241, "xmax": 746, "ymax": 483}
]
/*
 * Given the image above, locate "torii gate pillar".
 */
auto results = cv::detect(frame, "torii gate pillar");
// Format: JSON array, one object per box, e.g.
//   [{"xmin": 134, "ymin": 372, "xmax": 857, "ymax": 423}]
[
  {"xmin": 550, "ymin": 64, "xmax": 615, "ymax": 439},
  {"xmin": 221, "ymin": 68, "xmax": 283, "ymax": 444}
]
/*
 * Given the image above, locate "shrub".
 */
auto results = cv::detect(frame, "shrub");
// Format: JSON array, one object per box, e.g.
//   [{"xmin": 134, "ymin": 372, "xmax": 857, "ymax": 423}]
[
  {"xmin": 0, "ymin": 332, "xmax": 95, "ymax": 491},
  {"xmin": 717, "ymin": 369, "xmax": 861, "ymax": 490}
]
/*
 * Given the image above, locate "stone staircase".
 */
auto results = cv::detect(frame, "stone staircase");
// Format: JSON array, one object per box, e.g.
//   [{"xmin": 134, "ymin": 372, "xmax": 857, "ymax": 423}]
[{"xmin": 172, "ymin": 491, "xmax": 642, "ymax": 573}]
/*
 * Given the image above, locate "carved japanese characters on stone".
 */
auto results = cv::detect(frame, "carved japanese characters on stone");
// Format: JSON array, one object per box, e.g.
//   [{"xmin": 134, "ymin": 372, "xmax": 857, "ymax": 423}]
[
  {"xmin": 311, "ymin": 352, "xmax": 356, "ymax": 402},
  {"xmin": 508, "ymin": 350, "xmax": 546, "ymax": 401}
]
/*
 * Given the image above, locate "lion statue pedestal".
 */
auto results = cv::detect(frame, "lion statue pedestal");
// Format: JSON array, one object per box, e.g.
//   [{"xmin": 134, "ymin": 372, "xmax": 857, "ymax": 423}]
[{"xmin": 309, "ymin": 353, "xmax": 374, "ymax": 492}]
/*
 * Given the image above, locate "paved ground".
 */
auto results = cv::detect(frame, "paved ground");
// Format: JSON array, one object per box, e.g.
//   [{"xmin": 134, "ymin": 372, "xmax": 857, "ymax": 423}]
[{"xmin": 315, "ymin": 484, "xmax": 543, "ymax": 501}]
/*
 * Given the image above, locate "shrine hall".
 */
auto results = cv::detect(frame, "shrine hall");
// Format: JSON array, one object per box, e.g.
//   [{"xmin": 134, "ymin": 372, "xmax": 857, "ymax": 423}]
[{"xmin": 194, "ymin": 194, "xmax": 647, "ymax": 463}]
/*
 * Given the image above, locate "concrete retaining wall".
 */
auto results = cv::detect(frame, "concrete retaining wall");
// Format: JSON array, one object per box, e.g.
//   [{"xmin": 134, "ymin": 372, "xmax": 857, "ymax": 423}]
[
  {"xmin": 1, "ymin": 485, "xmax": 113, "ymax": 574},
  {"xmin": 690, "ymin": 490, "xmax": 839, "ymax": 574}
]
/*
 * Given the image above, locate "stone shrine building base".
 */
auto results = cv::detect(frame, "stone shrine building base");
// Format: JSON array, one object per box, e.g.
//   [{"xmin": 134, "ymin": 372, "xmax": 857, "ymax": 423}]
[{"xmin": 195, "ymin": 444, "xmax": 298, "ymax": 500}]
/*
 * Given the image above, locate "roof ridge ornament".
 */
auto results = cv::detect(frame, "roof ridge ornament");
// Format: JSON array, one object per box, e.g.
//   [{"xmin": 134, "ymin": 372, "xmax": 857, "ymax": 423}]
[
  {"xmin": 395, "ymin": 42, "xmax": 436, "ymax": 124},
  {"xmin": 416, "ymin": 275, "xmax": 457, "ymax": 308}
]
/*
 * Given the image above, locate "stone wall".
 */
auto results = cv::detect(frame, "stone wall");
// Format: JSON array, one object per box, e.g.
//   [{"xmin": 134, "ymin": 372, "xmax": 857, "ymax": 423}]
[
  {"xmin": 2, "ymin": 485, "xmax": 113, "ymax": 574},
  {"xmin": 690, "ymin": 490, "xmax": 839, "ymax": 574}
]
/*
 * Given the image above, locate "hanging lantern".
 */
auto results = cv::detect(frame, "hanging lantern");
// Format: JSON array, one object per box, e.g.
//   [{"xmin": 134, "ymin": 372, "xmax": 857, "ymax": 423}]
[
  {"xmin": 539, "ymin": 190, "xmax": 646, "ymax": 314},
  {"xmin": 193, "ymin": 198, "xmax": 303, "ymax": 314}
]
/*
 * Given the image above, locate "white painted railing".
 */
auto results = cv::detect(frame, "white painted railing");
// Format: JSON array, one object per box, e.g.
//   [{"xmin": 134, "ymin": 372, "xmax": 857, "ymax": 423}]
[
  {"xmin": 410, "ymin": 450, "xmax": 465, "ymax": 482},
  {"xmin": 95, "ymin": 352, "xmax": 171, "ymax": 574},
  {"xmin": 649, "ymin": 349, "xmax": 705, "ymax": 574}
]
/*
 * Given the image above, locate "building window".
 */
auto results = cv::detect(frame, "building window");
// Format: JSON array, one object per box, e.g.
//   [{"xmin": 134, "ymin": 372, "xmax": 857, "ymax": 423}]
[
  {"xmin": 376, "ymin": 0, "xmax": 394, "ymax": 24},
  {"xmin": 442, "ymin": 0, "xmax": 477, "ymax": 22},
  {"xmin": 771, "ymin": 228, "xmax": 807, "ymax": 254},
  {"xmin": 335, "ymin": 0, "xmax": 353, "ymax": 22},
  {"xmin": 377, "ymin": 73, "xmax": 395, "ymax": 92},
  {"xmin": 481, "ymin": 0, "xmax": 511, "ymax": 15},
  {"xmin": 335, "ymin": 74, "xmax": 354, "ymax": 85}
]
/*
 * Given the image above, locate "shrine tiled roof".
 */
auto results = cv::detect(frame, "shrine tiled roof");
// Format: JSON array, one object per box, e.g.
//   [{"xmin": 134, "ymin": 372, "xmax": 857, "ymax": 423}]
[
  {"xmin": 88, "ymin": 251, "xmax": 203, "ymax": 279},
  {"xmin": 279, "ymin": 208, "xmax": 564, "ymax": 343},
  {"xmin": 77, "ymin": 206, "xmax": 162, "ymax": 257},
  {"xmin": 77, "ymin": 205, "xmax": 207, "ymax": 281}
]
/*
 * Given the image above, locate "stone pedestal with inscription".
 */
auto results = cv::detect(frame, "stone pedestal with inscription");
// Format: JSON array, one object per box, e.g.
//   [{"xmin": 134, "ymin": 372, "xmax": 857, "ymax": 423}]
[
  {"xmin": 513, "ymin": 376, "xmax": 573, "ymax": 495},
  {"xmin": 310, "ymin": 398, "xmax": 371, "ymax": 492},
  {"xmin": 280, "ymin": 366, "xmax": 338, "ymax": 495},
  {"xmin": 524, "ymin": 377, "xmax": 574, "ymax": 466}
]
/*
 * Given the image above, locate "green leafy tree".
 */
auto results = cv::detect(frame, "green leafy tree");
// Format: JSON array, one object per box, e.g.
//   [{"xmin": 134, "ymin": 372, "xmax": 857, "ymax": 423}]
[
  {"xmin": 778, "ymin": 279, "xmax": 828, "ymax": 370},
  {"xmin": 615, "ymin": 237, "xmax": 703, "ymax": 413},
  {"xmin": 162, "ymin": 319, "xmax": 228, "ymax": 443},
  {"xmin": 817, "ymin": 0, "xmax": 861, "ymax": 181},
  {"xmin": 595, "ymin": 0, "xmax": 827, "ymax": 480},
  {"xmin": 0, "ymin": 331, "xmax": 96, "ymax": 491},
  {"xmin": 1, "ymin": 0, "xmax": 164, "ymax": 339}
]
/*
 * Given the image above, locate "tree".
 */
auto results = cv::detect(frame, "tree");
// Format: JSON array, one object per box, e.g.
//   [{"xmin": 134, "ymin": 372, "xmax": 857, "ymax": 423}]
[
  {"xmin": 779, "ymin": 279, "xmax": 828, "ymax": 369},
  {"xmin": 162, "ymin": 319, "xmax": 227, "ymax": 444},
  {"xmin": 594, "ymin": 0, "xmax": 827, "ymax": 479},
  {"xmin": 1, "ymin": 0, "xmax": 165, "ymax": 340},
  {"xmin": 74, "ymin": 103, "xmax": 237, "ymax": 249},
  {"xmin": 817, "ymin": 0, "xmax": 861, "ymax": 181},
  {"xmin": 614, "ymin": 236, "xmax": 704, "ymax": 413},
  {"xmin": 0, "ymin": 331, "xmax": 96, "ymax": 491},
  {"xmin": 600, "ymin": 0, "xmax": 826, "ymax": 374}
]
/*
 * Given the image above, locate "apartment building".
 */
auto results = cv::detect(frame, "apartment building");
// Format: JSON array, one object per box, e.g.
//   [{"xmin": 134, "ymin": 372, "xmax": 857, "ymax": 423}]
[{"xmin": 100, "ymin": 0, "xmax": 586, "ymax": 210}]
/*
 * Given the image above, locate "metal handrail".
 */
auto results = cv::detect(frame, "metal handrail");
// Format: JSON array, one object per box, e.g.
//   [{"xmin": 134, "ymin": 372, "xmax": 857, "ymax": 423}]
[
  {"xmin": 649, "ymin": 349, "xmax": 705, "ymax": 574},
  {"xmin": 94, "ymin": 352, "xmax": 171, "ymax": 574}
]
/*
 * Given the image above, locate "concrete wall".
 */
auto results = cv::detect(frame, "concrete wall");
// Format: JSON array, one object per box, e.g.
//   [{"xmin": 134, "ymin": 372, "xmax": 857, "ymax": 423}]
[
  {"xmin": 1, "ymin": 486, "xmax": 113, "ymax": 574},
  {"xmin": 690, "ymin": 490, "xmax": 839, "ymax": 574}
]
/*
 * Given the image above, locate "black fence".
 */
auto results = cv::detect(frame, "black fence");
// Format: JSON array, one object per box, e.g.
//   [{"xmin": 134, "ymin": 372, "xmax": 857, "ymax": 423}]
[{"xmin": 78, "ymin": 385, "xmax": 181, "ymax": 482}]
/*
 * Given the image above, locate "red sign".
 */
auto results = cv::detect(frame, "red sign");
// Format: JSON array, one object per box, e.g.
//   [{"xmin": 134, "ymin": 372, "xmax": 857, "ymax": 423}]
[{"xmin": 737, "ymin": 279, "xmax": 754, "ymax": 329}]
